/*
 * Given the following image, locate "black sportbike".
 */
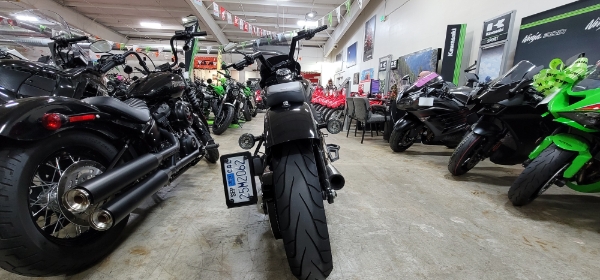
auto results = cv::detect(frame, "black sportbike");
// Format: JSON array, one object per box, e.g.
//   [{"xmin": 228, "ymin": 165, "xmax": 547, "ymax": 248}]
[
  {"xmin": 389, "ymin": 72, "xmax": 480, "ymax": 152},
  {"xmin": 218, "ymin": 26, "xmax": 344, "ymax": 279},
  {"xmin": 0, "ymin": 29, "xmax": 219, "ymax": 277},
  {"xmin": 448, "ymin": 60, "xmax": 551, "ymax": 175}
]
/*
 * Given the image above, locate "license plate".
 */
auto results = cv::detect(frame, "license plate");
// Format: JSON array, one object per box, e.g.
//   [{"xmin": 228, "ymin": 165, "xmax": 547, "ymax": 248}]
[
  {"xmin": 419, "ymin": 97, "xmax": 434, "ymax": 106},
  {"xmin": 220, "ymin": 152, "xmax": 258, "ymax": 208}
]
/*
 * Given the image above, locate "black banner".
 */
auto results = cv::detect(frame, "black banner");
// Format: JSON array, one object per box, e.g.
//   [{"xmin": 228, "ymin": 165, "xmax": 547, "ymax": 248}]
[
  {"xmin": 441, "ymin": 24, "xmax": 467, "ymax": 85},
  {"xmin": 514, "ymin": 0, "xmax": 600, "ymax": 66},
  {"xmin": 481, "ymin": 13, "xmax": 513, "ymax": 45}
]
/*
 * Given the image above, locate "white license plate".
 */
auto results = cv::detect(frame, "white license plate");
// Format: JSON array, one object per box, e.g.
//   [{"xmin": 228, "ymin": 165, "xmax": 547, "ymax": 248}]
[
  {"xmin": 418, "ymin": 97, "xmax": 434, "ymax": 106},
  {"xmin": 220, "ymin": 152, "xmax": 258, "ymax": 208}
]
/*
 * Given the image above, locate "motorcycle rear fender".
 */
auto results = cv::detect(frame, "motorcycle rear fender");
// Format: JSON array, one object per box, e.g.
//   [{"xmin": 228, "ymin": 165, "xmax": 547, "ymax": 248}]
[
  {"xmin": 529, "ymin": 133, "xmax": 592, "ymax": 179},
  {"xmin": 472, "ymin": 121, "xmax": 502, "ymax": 136},
  {"xmin": 0, "ymin": 96, "xmax": 124, "ymax": 141},
  {"xmin": 264, "ymin": 102, "xmax": 318, "ymax": 148}
]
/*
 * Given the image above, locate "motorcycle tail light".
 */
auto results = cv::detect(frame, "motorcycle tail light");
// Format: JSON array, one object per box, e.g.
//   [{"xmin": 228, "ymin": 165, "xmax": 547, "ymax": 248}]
[
  {"xmin": 69, "ymin": 114, "xmax": 97, "ymax": 123},
  {"xmin": 42, "ymin": 113, "xmax": 64, "ymax": 130}
]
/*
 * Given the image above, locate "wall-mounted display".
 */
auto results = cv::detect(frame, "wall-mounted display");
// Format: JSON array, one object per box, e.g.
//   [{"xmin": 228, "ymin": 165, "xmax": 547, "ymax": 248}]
[
  {"xmin": 379, "ymin": 59, "xmax": 388, "ymax": 71},
  {"xmin": 441, "ymin": 24, "xmax": 467, "ymax": 85},
  {"xmin": 347, "ymin": 42, "xmax": 357, "ymax": 67},
  {"xmin": 363, "ymin": 15, "xmax": 376, "ymax": 62},
  {"xmin": 476, "ymin": 11, "xmax": 516, "ymax": 83},
  {"xmin": 360, "ymin": 68, "xmax": 374, "ymax": 82},
  {"xmin": 514, "ymin": 1, "xmax": 600, "ymax": 67},
  {"xmin": 353, "ymin": 72, "xmax": 359, "ymax": 85},
  {"xmin": 392, "ymin": 48, "xmax": 441, "ymax": 85},
  {"xmin": 194, "ymin": 56, "xmax": 217, "ymax": 69}
]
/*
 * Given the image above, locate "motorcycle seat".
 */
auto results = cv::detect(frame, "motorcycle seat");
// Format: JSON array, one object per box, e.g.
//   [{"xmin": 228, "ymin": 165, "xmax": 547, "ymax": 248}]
[{"xmin": 83, "ymin": 96, "xmax": 151, "ymax": 124}]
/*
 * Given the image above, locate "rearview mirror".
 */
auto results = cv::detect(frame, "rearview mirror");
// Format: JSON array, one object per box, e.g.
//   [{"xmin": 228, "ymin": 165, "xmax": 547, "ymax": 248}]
[
  {"xmin": 223, "ymin": 42, "xmax": 237, "ymax": 52},
  {"xmin": 401, "ymin": 75, "xmax": 410, "ymax": 81},
  {"xmin": 90, "ymin": 40, "xmax": 112, "ymax": 53},
  {"xmin": 182, "ymin": 15, "xmax": 198, "ymax": 27}
]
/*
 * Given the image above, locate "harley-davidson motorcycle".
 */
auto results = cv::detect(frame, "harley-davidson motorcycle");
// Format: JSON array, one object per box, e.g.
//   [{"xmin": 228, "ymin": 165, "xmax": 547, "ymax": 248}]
[
  {"xmin": 0, "ymin": 26, "xmax": 219, "ymax": 276},
  {"xmin": 447, "ymin": 60, "xmax": 551, "ymax": 176},
  {"xmin": 388, "ymin": 72, "xmax": 480, "ymax": 152},
  {"xmin": 218, "ymin": 25, "xmax": 344, "ymax": 280}
]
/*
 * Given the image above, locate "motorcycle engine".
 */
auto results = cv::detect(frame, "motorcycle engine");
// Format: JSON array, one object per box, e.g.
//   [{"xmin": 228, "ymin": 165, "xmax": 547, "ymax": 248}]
[
  {"xmin": 169, "ymin": 101, "xmax": 194, "ymax": 129},
  {"xmin": 180, "ymin": 133, "xmax": 199, "ymax": 156},
  {"xmin": 152, "ymin": 103, "xmax": 171, "ymax": 128}
]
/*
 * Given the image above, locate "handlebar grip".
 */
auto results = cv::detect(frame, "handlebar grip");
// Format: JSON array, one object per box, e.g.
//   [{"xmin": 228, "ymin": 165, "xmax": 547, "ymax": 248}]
[
  {"xmin": 100, "ymin": 60, "xmax": 117, "ymax": 73},
  {"xmin": 191, "ymin": 31, "xmax": 207, "ymax": 37},
  {"xmin": 65, "ymin": 36, "xmax": 89, "ymax": 43},
  {"xmin": 313, "ymin": 25, "xmax": 328, "ymax": 33}
]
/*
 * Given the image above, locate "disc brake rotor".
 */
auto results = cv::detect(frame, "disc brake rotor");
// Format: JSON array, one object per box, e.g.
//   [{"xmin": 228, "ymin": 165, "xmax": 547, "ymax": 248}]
[{"xmin": 55, "ymin": 160, "xmax": 105, "ymax": 226}]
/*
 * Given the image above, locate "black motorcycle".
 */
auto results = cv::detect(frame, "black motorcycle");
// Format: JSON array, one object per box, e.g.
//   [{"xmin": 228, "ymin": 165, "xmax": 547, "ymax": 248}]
[
  {"xmin": 212, "ymin": 70, "xmax": 249, "ymax": 135},
  {"xmin": 389, "ymin": 72, "xmax": 480, "ymax": 152},
  {"xmin": 447, "ymin": 60, "xmax": 550, "ymax": 176},
  {"xmin": 0, "ymin": 36, "xmax": 109, "ymax": 104},
  {"xmin": 218, "ymin": 25, "xmax": 344, "ymax": 280},
  {"xmin": 0, "ymin": 29, "xmax": 219, "ymax": 277}
]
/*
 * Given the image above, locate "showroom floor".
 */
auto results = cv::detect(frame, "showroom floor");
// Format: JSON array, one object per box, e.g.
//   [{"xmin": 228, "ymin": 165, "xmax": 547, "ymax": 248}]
[{"xmin": 4, "ymin": 112, "xmax": 600, "ymax": 280}]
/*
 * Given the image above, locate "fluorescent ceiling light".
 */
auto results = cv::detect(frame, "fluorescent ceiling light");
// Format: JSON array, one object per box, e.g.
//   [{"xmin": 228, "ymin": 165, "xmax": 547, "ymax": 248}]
[
  {"xmin": 16, "ymin": 15, "xmax": 38, "ymax": 22},
  {"xmin": 297, "ymin": 20, "xmax": 318, "ymax": 27},
  {"xmin": 140, "ymin": 22, "xmax": 162, "ymax": 28}
]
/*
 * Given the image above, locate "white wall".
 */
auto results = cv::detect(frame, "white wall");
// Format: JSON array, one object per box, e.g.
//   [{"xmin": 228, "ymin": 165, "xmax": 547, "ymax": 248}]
[{"xmin": 324, "ymin": 0, "xmax": 577, "ymax": 90}]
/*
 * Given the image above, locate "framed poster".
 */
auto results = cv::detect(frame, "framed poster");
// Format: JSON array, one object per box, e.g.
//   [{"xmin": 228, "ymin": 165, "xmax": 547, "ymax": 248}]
[
  {"xmin": 353, "ymin": 72, "xmax": 359, "ymax": 85},
  {"xmin": 335, "ymin": 52, "xmax": 343, "ymax": 73},
  {"xmin": 363, "ymin": 15, "xmax": 376, "ymax": 62},
  {"xmin": 347, "ymin": 42, "xmax": 357, "ymax": 67},
  {"xmin": 360, "ymin": 68, "xmax": 374, "ymax": 82}
]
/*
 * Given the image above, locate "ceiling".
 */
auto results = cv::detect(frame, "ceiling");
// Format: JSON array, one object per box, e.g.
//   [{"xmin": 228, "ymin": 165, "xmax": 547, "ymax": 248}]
[{"xmin": 0, "ymin": 0, "xmax": 350, "ymax": 49}]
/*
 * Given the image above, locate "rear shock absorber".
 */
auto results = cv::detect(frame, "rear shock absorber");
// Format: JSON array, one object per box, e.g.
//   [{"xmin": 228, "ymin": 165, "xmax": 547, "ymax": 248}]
[{"xmin": 185, "ymin": 88, "xmax": 202, "ymax": 114}]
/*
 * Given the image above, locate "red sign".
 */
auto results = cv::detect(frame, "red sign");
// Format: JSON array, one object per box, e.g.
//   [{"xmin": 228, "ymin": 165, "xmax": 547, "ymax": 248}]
[
  {"xmin": 243, "ymin": 22, "xmax": 249, "ymax": 32},
  {"xmin": 194, "ymin": 56, "xmax": 218, "ymax": 70},
  {"xmin": 220, "ymin": 7, "xmax": 226, "ymax": 20},
  {"xmin": 234, "ymin": 16, "xmax": 240, "ymax": 27}
]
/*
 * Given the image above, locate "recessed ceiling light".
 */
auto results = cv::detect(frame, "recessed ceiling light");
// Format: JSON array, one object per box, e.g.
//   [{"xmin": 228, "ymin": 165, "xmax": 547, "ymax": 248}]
[
  {"xmin": 140, "ymin": 22, "xmax": 162, "ymax": 28},
  {"xmin": 15, "ymin": 15, "xmax": 38, "ymax": 22}
]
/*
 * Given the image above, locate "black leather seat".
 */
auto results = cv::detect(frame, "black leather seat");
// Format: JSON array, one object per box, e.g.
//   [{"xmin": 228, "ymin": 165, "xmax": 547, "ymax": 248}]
[{"xmin": 83, "ymin": 96, "xmax": 151, "ymax": 124}]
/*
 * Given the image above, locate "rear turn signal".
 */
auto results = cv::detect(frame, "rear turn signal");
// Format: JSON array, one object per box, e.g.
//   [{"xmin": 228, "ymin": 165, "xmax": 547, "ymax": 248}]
[{"xmin": 42, "ymin": 113, "xmax": 64, "ymax": 130}]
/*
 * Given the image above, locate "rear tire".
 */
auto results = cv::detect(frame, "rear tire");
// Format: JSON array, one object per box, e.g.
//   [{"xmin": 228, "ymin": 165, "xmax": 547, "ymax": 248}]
[
  {"xmin": 243, "ymin": 101, "xmax": 253, "ymax": 121},
  {"xmin": 271, "ymin": 141, "xmax": 333, "ymax": 279},
  {"xmin": 0, "ymin": 132, "xmax": 128, "ymax": 277},
  {"xmin": 508, "ymin": 144, "xmax": 575, "ymax": 206},
  {"xmin": 213, "ymin": 106, "xmax": 234, "ymax": 135},
  {"xmin": 389, "ymin": 128, "xmax": 415, "ymax": 152},
  {"xmin": 448, "ymin": 132, "xmax": 485, "ymax": 176}
]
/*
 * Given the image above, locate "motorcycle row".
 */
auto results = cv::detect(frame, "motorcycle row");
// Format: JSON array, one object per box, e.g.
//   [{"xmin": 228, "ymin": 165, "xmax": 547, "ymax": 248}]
[
  {"xmin": 0, "ymin": 15, "xmax": 342, "ymax": 280},
  {"xmin": 387, "ymin": 53, "xmax": 600, "ymax": 207}
]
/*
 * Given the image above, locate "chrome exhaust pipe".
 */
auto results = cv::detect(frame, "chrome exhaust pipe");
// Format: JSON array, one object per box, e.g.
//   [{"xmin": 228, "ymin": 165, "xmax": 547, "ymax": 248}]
[
  {"xmin": 64, "ymin": 129, "xmax": 178, "ymax": 213},
  {"xmin": 89, "ymin": 149, "xmax": 200, "ymax": 231},
  {"xmin": 326, "ymin": 164, "xmax": 345, "ymax": 190}
]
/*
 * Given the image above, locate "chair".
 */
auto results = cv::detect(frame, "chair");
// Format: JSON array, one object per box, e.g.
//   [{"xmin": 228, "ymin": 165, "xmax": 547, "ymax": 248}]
[
  {"xmin": 353, "ymin": 97, "xmax": 386, "ymax": 144},
  {"xmin": 345, "ymin": 97, "xmax": 355, "ymax": 138}
]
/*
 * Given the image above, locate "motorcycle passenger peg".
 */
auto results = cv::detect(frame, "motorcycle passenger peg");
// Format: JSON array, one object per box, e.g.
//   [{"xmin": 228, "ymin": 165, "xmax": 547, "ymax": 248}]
[
  {"xmin": 327, "ymin": 119, "xmax": 343, "ymax": 134},
  {"xmin": 239, "ymin": 133, "xmax": 255, "ymax": 149}
]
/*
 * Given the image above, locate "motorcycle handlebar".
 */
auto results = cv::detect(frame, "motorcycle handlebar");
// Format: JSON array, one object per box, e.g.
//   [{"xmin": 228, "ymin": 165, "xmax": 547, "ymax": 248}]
[
  {"xmin": 64, "ymin": 36, "xmax": 89, "ymax": 44},
  {"xmin": 99, "ymin": 51, "xmax": 150, "ymax": 74}
]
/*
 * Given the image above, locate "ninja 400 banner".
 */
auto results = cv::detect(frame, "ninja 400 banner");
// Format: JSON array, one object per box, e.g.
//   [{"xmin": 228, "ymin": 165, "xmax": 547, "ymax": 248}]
[{"xmin": 514, "ymin": 1, "xmax": 600, "ymax": 66}]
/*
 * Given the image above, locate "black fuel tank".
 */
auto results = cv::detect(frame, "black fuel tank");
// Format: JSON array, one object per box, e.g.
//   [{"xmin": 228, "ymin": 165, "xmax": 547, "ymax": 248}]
[{"xmin": 128, "ymin": 72, "xmax": 185, "ymax": 101}]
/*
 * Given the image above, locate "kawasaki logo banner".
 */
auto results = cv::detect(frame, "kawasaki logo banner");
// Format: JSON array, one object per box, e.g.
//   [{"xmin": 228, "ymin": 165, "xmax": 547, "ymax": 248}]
[
  {"xmin": 514, "ymin": 1, "xmax": 600, "ymax": 66},
  {"xmin": 441, "ymin": 24, "xmax": 467, "ymax": 85},
  {"xmin": 481, "ymin": 13, "xmax": 513, "ymax": 45}
]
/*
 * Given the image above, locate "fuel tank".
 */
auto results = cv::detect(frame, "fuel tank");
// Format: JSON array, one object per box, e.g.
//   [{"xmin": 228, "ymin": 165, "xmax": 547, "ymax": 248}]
[{"xmin": 128, "ymin": 72, "xmax": 185, "ymax": 101}]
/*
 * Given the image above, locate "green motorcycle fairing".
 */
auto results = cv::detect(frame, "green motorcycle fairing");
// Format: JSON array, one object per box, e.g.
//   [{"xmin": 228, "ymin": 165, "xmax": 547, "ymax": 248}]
[{"xmin": 528, "ymin": 60, "xmax": 600, "ymax": 192}]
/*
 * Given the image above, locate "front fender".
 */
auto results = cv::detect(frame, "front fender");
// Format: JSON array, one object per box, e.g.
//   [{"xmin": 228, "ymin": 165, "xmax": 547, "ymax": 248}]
[
  {"xmin": 393, "ymin": 116, "xmax": 420, "ymax": 133},
  {"xmin": 472, "ymin": 121, "xmax": 502, "ymax": 136},
  {"xmin": 0, "ymin": 96, "xmax": 121, "ymax": 141},
  {"xmin": 529, "ymin": 133, "xmax": 592, "ymax": 179},
  {"xmin": 264, "ymin": 103, "xmax": 318, "ymax": 148}
]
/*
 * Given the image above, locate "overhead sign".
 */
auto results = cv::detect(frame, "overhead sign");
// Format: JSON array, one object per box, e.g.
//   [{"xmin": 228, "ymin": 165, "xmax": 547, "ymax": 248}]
[
  {"xmin": 441, "ymin": 24, "xmax": 467, "ymax": 85},
  {"xmin": 481, "ymin": 13, "xmax": 513, "ymax": 45},
  {"xmin": 194, "ymin": 56, "xmax": 218, "ymax": 69},
  {"xmin": 514, "ymin": 1, "xmax": 600, "ymax": 66}
]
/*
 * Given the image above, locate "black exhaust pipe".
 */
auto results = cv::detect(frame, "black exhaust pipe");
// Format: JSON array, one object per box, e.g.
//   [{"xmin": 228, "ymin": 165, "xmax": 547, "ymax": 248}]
[
  {"xmin": 63, "ymin": 129, "xmax": 179, "ymax": 213},
  {"xmin": 89, "ymin": 149, "xmax": 201, "ymax": 231},
  {"xmin": 326, "ymin": 164, "xmax": 345, "ymax": 190}
]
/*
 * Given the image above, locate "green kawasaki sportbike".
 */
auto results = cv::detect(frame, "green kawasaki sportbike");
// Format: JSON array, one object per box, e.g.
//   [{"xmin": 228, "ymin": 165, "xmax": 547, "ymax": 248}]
[{"xmin": 509, "ymin": 55, "xmax": 600, "ymax": 206}]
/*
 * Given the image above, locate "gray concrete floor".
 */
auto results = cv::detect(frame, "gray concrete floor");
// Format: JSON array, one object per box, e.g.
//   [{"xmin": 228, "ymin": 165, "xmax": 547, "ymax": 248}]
[{"xmin": 3, "ymin": 112, "xmax": 600, "ymax": 280}]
